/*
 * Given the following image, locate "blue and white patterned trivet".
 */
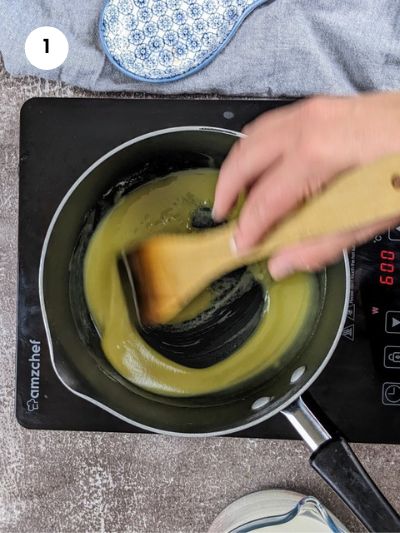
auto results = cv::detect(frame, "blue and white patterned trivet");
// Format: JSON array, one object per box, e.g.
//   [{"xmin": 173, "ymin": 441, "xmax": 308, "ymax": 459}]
[{"xmin": 100, "ymin": 0, "xmax": 268, "ymax": 83}]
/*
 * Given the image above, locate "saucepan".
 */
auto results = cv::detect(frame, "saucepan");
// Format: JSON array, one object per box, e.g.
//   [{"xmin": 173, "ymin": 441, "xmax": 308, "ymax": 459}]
[{"xmin": 39, "ymin": 127, "xmax": 400, "ymax": 532}]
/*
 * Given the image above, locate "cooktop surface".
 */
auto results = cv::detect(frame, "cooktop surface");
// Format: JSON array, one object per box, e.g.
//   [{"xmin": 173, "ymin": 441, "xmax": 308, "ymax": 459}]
[{"xmin": 17, "ymin": 97, "xmax": 400, "ymax": 443}]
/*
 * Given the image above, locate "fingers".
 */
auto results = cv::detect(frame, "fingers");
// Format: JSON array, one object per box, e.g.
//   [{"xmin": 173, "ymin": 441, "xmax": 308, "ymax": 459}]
[
  {"xmin": 233, "ymin": 154, "xmax": 334, "ymax": 252},
  {"xmin": 213, "ymin": 98, "xmax": 334, "ymax": 222},
  {"xmin": 213, "ymin": 106, "xmax": 299, "ymax": 221},
  {"xmin": 215, "ymin": 97, "xmax": 352, "ymax": 248},
  {"xmin": 268, "ymin": 217, "xmax": 400, "ymax": 281},
  {"xmin": 268, "ymin": 233, "xmax": 354, "ymax": 281},
  {"xmin": 213, "ymin": 139, "xmax": 276, "ymax": 221}
]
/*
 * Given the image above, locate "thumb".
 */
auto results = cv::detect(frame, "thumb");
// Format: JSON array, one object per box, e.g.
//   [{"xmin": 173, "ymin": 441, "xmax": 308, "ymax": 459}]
[{"xmin": 267, "ymin": 221, "xmax": 396, "ymax": 281}]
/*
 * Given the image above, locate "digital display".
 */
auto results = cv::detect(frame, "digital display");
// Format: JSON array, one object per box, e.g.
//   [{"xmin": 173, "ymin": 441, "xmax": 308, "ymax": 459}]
[
  {"xmin": 358, "ymin": 235, "xmax": 400, "ymax": 388},
  {"xmin": 379, "ymin": 249, "xmax": 395, "ymax": 286}
]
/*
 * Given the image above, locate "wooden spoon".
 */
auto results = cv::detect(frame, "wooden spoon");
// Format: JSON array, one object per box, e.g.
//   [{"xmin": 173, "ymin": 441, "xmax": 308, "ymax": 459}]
[{"xmin": 122, "ymin": 154, "xmax": 400, "ymax": 325}]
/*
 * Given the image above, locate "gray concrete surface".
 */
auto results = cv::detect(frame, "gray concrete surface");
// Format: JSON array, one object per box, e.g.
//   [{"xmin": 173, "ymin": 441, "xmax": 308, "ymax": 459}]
[{"xmin": 0, "ymin": 59, "xmax": 399, "ymax": 533}]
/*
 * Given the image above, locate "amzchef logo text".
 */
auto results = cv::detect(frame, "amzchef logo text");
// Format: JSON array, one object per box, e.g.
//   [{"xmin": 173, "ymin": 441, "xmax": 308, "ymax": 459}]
[{"xmin": 27, "ymin": 339, "xmax": 40, "ymax": 412}]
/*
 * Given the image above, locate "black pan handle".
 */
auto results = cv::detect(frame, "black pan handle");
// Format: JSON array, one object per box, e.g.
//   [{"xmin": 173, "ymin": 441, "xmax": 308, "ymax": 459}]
[
  {"xmin": 311, "ymin": 436, "xmax": 400, "ymax": 532},
  {"xmin": 282, "ymin": 396, "xmax": 400, "ymax": 532}
]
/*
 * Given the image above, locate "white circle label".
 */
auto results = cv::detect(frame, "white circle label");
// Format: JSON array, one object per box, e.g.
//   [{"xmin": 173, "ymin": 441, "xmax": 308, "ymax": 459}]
[{"xmin": 25, "ymin": 27, "xmax": 69, "ymax": 70}]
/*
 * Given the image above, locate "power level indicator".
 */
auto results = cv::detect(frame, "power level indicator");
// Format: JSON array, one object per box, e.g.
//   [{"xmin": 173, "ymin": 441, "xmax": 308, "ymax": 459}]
[{"xmin": 379, "ymin": 249, "xmax": 395, "ymax": 286}]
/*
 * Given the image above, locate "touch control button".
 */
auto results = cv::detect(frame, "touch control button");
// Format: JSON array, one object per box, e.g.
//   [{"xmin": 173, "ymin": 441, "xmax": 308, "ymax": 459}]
[
  {"xmin": 388, "ymin": 226, "xmax": 400, "ymax": 241},
  {"xmin": 382, "ymin": 383, "xmax": 400, "ymax": 406},
  {"xmin": 384, "ymin": 346, "xmax": 400, "ymax": 368},
  {"xmin": 385, "ymin": 311, "xmax": 400, "ymax": 334}
]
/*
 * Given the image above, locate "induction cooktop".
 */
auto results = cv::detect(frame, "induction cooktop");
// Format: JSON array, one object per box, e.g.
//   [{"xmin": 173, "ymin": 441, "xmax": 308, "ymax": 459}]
[{"xmin": 17, "ymin": 97, "xmax": 400, "ymax": 443}]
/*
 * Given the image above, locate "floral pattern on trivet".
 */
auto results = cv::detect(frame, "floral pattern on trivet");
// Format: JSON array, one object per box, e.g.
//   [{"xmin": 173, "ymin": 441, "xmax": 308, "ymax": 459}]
[{"xmin": 100, "ymin": 0, "xmax": 267, "ymax": 82}]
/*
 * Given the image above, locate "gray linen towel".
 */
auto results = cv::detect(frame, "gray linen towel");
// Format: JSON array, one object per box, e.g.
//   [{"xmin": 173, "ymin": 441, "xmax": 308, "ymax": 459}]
[{"xmin": 0, "ymin": 0, "xmax": 399, "ymax": 95}]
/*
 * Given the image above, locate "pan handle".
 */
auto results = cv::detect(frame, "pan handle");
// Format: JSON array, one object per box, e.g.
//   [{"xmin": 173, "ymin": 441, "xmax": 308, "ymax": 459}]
[{"xmin": 282, "ymin": 396, "xmax": 400, "ymax": 532}]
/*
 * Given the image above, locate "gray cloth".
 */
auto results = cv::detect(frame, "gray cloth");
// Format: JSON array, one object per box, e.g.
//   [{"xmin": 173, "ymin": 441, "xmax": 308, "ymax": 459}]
[{"xmin": 0, "ymin": 0, "xmax": 400, "ymax": 95}]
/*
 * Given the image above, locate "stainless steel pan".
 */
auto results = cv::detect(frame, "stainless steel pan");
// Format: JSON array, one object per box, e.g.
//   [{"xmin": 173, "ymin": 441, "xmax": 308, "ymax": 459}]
[{"xmin": 40, "ymin": 127, "xmax": 400, "ymax": 531}]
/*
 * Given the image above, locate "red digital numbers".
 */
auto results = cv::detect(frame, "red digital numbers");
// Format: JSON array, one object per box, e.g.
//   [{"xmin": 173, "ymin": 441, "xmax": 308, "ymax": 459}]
[
  {"xmin": 379, "ymin": 250, "xmax": 395, "ymax": 285},
  {"xmin": 381, "ymin": 250, "xmax": 395, "ymax": 261}
]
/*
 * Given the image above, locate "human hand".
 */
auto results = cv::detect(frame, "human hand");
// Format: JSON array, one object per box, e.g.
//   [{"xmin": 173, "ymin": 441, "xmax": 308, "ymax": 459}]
[{"xmin": 213, "ymin": 92, "xmax": 400, "ymax": 280}]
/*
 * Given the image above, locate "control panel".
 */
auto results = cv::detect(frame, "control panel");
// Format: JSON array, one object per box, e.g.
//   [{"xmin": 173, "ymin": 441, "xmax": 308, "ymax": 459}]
[{"xmin": 360, "ymin": 230, "xmax": 400, "ymax": 406}]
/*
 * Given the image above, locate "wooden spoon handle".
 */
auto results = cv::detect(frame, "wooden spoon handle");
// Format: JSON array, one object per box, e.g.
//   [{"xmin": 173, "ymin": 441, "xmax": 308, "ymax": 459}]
[
  {"xmin": 240, "ymin": 153, "xmax": 400, "ymax": 263},
  {"xmin": 186, "ymin": 153, "xmax": 400, "ymax": 279}
]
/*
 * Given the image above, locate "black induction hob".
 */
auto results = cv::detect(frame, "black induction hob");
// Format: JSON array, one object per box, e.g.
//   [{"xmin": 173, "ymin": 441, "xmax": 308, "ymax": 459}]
[{"xmin": 17, "ymin": 97, "xmax": 400, "ymax": 443}]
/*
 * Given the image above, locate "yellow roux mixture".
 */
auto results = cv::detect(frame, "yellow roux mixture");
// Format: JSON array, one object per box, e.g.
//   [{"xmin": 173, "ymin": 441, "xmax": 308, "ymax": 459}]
[{"xmin": 84, "ymin": 168, "xmax": 320, "ymax": 397}]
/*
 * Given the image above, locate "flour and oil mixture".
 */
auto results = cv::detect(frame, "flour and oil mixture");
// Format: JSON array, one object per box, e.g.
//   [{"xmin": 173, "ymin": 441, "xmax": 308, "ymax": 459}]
[{"xmin": 84, "ymin": 168, "xmax": 320, "ymax": 397}]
